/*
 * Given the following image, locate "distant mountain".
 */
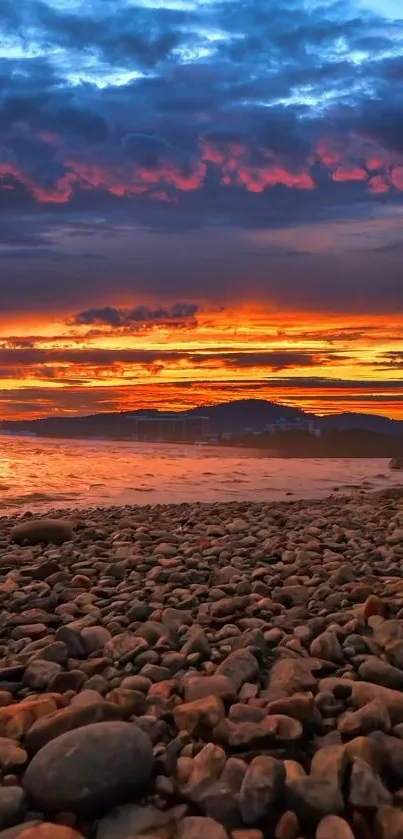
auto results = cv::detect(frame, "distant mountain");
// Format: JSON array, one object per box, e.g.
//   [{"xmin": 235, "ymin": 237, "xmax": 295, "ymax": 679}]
[
  {"xmin": 189, "ymin": 398, "xmax": 310, "ymax": 433},
  {"xmin": 319, "ymin": 412, "xmax": 403, "ymax": 434},
  {"xmin": 0, "ymin": 399, "xmax": 402, "ymax": 438}
]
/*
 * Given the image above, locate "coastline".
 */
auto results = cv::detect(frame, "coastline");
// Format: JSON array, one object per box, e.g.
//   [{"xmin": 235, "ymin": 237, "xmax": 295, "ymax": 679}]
[
  {"xmin": 0, "ymin": 489, "xmax": 403, "ymax": 836},
  {"xmin": 2, "ymin": 483, "xmax": 401, "ymax": 522}
]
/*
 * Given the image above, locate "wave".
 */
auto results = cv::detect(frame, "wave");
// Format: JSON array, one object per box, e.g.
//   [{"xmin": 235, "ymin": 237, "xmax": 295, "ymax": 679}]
[{"xmin": 0, "ymin": 490, "xmax": 81, "ymax": 508}]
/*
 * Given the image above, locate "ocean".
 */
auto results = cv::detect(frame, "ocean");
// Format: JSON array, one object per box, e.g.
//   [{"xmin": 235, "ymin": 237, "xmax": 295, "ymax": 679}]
[{"xmin": 0, "ymin": 435, "xmax": 401, "ymax": 515}]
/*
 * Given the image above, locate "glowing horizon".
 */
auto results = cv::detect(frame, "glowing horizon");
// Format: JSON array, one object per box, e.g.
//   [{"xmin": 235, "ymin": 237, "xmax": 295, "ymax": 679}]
[{"xmin": 0, "ymin": 306, "xmax": 402, "ymax": 420}]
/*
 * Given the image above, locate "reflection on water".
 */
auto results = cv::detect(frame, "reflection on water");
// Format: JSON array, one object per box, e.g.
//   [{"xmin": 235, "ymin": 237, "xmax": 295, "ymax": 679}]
[{"xmin": 0, "ymin": 436, "xmax": 401, "ymax": 515}]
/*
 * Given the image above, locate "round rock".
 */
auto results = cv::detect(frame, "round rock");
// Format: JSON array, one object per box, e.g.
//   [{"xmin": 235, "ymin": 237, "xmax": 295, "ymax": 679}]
[
  {"xmin": 23, "ymin": 721, "xmax": 153, "ymax": 816},
  {"xmin": 0, "ymin": 788, "xmax": 26, "ymax": 830},
  {"xmin": 0, "ymin": 825, "xmax": 85, "ymax": 839},
  {"xmin": 10, "ymin": 520, "xmax": 74, "ymax": 546}
]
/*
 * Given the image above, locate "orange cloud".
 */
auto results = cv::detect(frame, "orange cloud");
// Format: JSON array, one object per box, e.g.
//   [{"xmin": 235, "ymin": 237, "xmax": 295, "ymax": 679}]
[{"xmin": 0, "ymin": 308, "xmax": 402, "ymax": 419}]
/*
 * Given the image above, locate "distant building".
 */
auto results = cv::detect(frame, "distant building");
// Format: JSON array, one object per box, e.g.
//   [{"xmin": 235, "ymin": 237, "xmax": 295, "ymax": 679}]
[
  {"xmin": 124, "ymin": 413, "xmax": 209, "ymax": 442},
  {"xmin": 264, "ymin": 417, "xmax": 321, "ymax": 436}
]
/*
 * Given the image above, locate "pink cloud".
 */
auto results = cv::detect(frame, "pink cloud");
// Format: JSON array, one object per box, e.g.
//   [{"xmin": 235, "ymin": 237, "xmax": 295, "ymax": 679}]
[
  {"xmin": 391, "ymin": 167, "xmax": 403, "ymax": 191},
  {"xmin": 2, "ymin": 130, "xmax": 403, "ymax": 204},
  {"xmin": 332, "ymin": 165, "xmax": 368, "ymax": 183},
  {"xmin": 368, "ymin": 175, "xmax": 391, "ymax": 194}
]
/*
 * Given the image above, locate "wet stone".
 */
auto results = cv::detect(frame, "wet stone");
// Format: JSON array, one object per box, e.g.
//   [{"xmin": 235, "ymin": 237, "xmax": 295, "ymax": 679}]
[
  {"xmin": 315, "ymin": 815, "xmax": 355, "ymax": 839},
  {"xmin": 348, "ymin": 757, "xmax": 392, "ymax": 808},
  {"xmin": 216, "ymin": 650, "xmax": 259, "ymax": 691},
  {"xmin": 358, "ymin": 657, "xmax": 403, "ymax": 691},
  {"xmin": 0, "ymin": 788, "xmax": 26, "ymax": 830},
  {"xmin": 264, "ymin": 658, "xmax": 317, "ymax": 702},
  {"xmin": 285, "ymin": 778, "xmax": 344, "ymax": 824},
  {"xmin": 183, "ymin": 675, "xmax": 236, "ymax": 703},
  {"xmin": 376, "ymin": 805, "xmax": 403, "ymax": 839},
  {"xmin": 239, "ymin": 756, "xmax": 285, "ymax": 825},
  {"xmin": 23, "ymin": 721, "xmax": 153, "ymax": 816},
  {"xmin": 176, "ymin": 816, "xmax": 228, "ymax": 839},
  {"xmin": 274, "ymin": 810, "xmax": 300, "ymax": 839},
  {"xmin": 10, "ymin": 520, "xmax": 74, "ymax": 546},
  {"xmin": 22, "ymin": 660, "xmax": 62, "ymax": 690}
]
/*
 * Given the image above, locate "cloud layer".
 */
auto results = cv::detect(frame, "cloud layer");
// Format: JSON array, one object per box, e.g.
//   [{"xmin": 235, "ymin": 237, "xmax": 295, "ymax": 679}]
[
  {"xmin": 0, "ymin": 0, "xmax": 403, "ymax": 416},
  {"xmin": 2, "ymin": 0, "xmax": 403, "ymax": 214}
]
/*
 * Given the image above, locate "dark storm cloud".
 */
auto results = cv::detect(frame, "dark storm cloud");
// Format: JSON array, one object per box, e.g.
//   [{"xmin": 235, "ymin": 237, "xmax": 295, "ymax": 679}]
[
  {"xmin": 0, "ymin": 348, "xmax": 191, "ymax": 366},
  {"xmin": 209, "ymin": 351, "xmax": 343, "ymax": 370},
  {"xmin": 369, "ymin": 351, "xmax": 403, "ymax": 368},
  {"xmin": 32, "ymin": 0, "xmax": 186, "ymax": 67},
  {"xmin": 0, "ymin": 347, "xmax": 341, "ymax": 373},
  {"xmin": 1, "ymin": 0, "xmax": 403, "ymax": 314},
  {"xmin": 73, "ymin": 303, "xmax": 199, "ymax": 326},
  {"xmin": 74, "ymin": 306, "xmax": 124, "ymax": 327}
]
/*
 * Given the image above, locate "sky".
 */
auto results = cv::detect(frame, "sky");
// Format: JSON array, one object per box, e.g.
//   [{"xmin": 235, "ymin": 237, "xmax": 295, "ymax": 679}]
[{"xmin": 1, "ymin": 0, "xmax": 403, "ymax": 420}]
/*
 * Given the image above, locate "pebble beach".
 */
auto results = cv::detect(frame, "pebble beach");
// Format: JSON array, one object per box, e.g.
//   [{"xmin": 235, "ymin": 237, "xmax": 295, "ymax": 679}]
[{"xmin": 0, "ymin": 489, "xmax": 403, "ymax": 838}]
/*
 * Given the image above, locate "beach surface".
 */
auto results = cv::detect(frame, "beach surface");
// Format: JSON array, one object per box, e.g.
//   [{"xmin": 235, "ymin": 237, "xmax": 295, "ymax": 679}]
[{"xmin": 0, "ymin": 489, "xmax": 402, "ymax": 837}]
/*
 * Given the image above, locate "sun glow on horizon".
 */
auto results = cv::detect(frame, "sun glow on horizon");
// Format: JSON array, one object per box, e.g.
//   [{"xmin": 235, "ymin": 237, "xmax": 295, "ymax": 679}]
[{"xmin": 0, "ymin": 305, "xmax": 401, "ymax": 420}]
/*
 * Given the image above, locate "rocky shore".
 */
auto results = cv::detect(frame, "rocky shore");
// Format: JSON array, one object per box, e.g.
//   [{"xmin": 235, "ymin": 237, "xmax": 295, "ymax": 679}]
[{"xmin": 0, "ymin": 489, "xmax": 402, "ymax": 838}]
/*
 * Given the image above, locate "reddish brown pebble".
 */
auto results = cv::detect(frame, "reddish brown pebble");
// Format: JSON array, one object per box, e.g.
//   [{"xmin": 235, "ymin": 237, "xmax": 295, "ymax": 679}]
[
  {"xmin": 232, "ymin": 831, "xmax": 264, "ymax": 839},
  {"xmin": 2, "ymin": 825, "xmax": 85, "ymax": 839},
  {"xmin": 71, "ymin": 575, "xmax": 91, "ymax": 588},
  {"xmin": 349, "ymin": 584, "xmax": 372, "ymax": 603},
  {"xmin": 376, "ymin": 805, "xmax": 403, "ymax": 839},
  {"xmin": 275, "ymin": 810, "xmax": 300, "ymax": 839},
  {"xmin": 316, "ymin": 815, "xmax": 355, "ymax": 839},
  {"xmin": 10, "ymin": 519, "xmax": 74, "ymax": 545},
  {"xmin": 363, "ymin": 595, "xmax": 388, "ymax": 621}
]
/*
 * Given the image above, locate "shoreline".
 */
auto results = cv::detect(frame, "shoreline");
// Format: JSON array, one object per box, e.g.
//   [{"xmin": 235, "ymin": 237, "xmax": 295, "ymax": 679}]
[
  {"xmin": 0, "ymin": 486, "xmax": 396, "ymax": 523},
  {"xmin": 0, "ymin": 489, "xmax": 403, "ymax": 836},
  {"xmin": 0, "ymin": 476, "xmax": 402, "ymax": 521}
]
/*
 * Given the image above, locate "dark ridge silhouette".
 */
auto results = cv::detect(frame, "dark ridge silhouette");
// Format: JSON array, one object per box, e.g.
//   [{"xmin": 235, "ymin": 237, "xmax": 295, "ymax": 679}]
[{"xmin": 0, "ymin": 399, "xmax": 402, "ymax": 445}]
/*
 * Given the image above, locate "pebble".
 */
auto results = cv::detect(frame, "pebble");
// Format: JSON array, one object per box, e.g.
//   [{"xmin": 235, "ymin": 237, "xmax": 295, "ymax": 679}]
[
  {"xmin": 285, "ymin": 778, "xmax": 344, "ymax": 823},
  {"xmin": 0, "ymin": 495, "xmax": 401, "ymax": 838},
  {"xmin": 0, "ymin": 788, "xmax": 26, "ymax": 830},
  {"xmin": 239, "ymin": 756, "xmax": 285, "ymax": 824},
  {"xmin": 275, "ymin": 810, "xmax": 300, "ymax": 839},
  {"xmin": 23, "ymin": 721, "xmax": 153, "ymax": 815},
  {"xmin": 348, "ymin": 756, "xmax": 392, "ymax": 808},
  {"xmin": 376, "ymin": 805, "xmax": 403, "ymax": 839},
  {"xmin": 10, "ymin": 520, "xmax": 74, "ymax": 545},
  {"xmin": 24, "ymin": 701, "xmax": 125, "ymax": 753},
  {"xmin": 0, "ymin": 827, "xmax": 85, "ymax": 839},
  {"xmin": 173, "ymin": 696, "xmax": 225, "ymax": 734},
  {"xmin": 177, "ymin": 816, "xmax": 228, "ymax": 839},
  {"xmin": 96, "ymin": 803, "xmax": 186, "ymax": 839},
  {"xmin": 183, "ymin": 675, "xmax": 236, "ymax": 703},
  {"xmin": 316, "ymin": 815, "xmax": 355, "ymax": 839}
]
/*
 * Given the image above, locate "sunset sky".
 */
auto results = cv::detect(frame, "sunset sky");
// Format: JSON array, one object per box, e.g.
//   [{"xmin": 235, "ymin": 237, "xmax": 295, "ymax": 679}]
[{"xmin": 1, "ymin": 0, "xmax": 403, "ymax": 419}]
